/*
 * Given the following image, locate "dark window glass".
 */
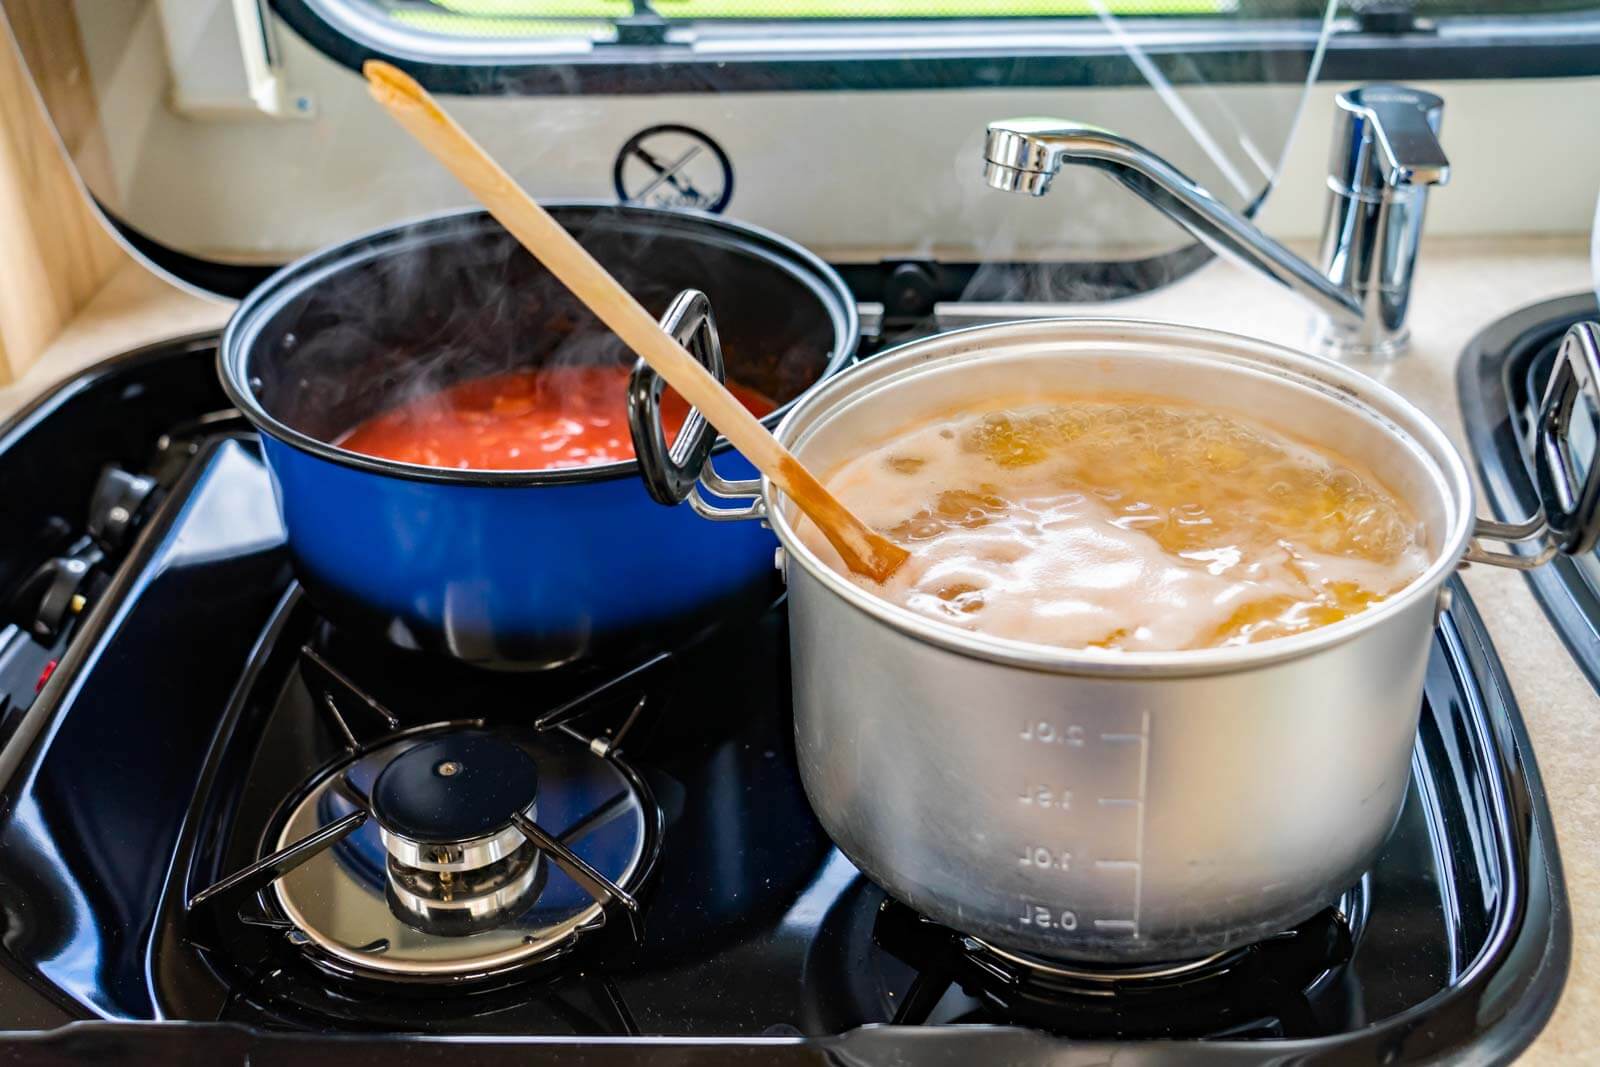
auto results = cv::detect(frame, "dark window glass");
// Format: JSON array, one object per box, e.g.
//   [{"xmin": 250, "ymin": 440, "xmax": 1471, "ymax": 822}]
[{"xmin": 332, "ymin": 1, "xmax": 1600, "ymax": 39}]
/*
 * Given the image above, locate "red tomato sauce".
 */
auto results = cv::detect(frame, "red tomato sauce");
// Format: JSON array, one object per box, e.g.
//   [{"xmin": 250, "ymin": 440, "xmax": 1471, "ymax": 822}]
[{"xmin": 338, "ymin": 366, "xmax": 778, "ymax": 471}]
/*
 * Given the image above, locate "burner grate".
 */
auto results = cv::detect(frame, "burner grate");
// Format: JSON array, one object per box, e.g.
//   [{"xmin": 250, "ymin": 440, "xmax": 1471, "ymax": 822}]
[
  {"xmin": 868, "ymin": 883, "xmax": 1363, "ymax": 1038},
  {"xmin": 186, "ymin": 645, "xmax": 662, "ymax": 981}
]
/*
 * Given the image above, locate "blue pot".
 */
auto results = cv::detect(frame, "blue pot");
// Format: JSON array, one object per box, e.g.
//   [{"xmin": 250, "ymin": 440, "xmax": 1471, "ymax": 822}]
[{"xmin": 220, "ymin": 205, "xmax": 857, "ymax": 667}]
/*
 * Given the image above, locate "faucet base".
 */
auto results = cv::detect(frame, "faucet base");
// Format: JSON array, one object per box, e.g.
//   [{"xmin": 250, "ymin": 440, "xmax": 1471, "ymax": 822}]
[{"xmin": 1311, "ymin": 323, "xmax": 1410, "ymax": 363}]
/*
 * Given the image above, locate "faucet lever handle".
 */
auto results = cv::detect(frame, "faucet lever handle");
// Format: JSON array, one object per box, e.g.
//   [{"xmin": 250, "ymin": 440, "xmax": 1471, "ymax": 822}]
[{"xmin": 1332, "ymin": 84, "xmax": 1449, "ymax": 191}]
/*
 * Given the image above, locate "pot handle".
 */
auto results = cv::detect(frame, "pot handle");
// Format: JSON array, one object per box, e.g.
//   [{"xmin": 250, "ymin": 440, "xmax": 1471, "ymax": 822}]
[
  {"xmin": 627, "ymin": 289, "xmax": 725, "ymax": 507},
  {"xmin": 1467, "ymin": 322, "xmax": 1600, "ymax": 569},
  {"xmin": 627, "ymin": 289, "xmax": 767, "ymax": 522}
]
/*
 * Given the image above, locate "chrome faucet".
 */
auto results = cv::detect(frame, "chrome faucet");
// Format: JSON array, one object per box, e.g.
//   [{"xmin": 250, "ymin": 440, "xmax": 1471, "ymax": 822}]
[{"xmin": 983, "ymin": 85, "xmax": 1449, "ymax": 360}]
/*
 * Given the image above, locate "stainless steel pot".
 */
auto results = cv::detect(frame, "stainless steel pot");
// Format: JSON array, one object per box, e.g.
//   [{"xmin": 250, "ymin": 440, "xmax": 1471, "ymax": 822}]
[{"xmin": 633, "ymin": 318, "xmax": 1600, "ymax": 964}]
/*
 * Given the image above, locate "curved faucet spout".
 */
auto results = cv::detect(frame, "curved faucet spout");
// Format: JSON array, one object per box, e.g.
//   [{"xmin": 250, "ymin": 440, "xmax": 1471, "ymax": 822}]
[{"xmin": 983, "ymin": 119, "xmax": 1365, "ymax": 330}]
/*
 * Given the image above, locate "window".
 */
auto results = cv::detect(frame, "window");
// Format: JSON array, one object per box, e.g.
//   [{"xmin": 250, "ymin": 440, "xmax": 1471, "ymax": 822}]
[
  {"xmin": 275, "ymin": 0, "xmax": 1600, "ymax": 94},
  {"xmin": 48, "ymin": 0, "xmax": 1600, "ymax": 297},
  {"xmin": 358, "ymin": 3, "xmax": 1322, "ymax": 41},
  {"xmin": 336, "ymin": 0, "xmax": 1600, "ymax": 40}
]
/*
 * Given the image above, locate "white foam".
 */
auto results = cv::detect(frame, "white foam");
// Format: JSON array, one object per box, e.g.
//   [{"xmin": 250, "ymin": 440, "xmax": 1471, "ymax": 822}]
[{"xmin": 797, "ymin": 401, "xmax": 1429, "ymax": 653}]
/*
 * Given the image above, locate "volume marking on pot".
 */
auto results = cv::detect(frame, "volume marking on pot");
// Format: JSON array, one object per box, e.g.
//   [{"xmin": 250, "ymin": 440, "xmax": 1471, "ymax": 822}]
[
  {"xmin": 1019, "ymin": 846, "xmax": 1073, "ymax": 872},
  {"xmin": 1018, "ymin": 720, "xmax": 1086, "ymax": 745},
  {"xmin": 1017, "ymin": 903, "xmax": 1079, "ymax": 931},
  {"xmin": 1016, "ymin": 785, "xmax": 1072, "ymax": 810},
  {"xmin": 1091, "ymin": 710, "xmax": 1152, "ymax": 940}
]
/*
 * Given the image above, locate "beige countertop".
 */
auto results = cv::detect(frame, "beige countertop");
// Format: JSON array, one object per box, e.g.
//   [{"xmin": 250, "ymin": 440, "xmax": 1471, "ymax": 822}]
[{"xmin": 4, "ymin": 238, "xmax": 1596, "ymax": 1061}]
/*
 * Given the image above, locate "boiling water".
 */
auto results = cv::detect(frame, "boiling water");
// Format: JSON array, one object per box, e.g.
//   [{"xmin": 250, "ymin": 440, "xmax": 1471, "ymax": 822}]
[{"xmin": 799, "ymin": 397, "xmax": 1430, "ymax": 652}]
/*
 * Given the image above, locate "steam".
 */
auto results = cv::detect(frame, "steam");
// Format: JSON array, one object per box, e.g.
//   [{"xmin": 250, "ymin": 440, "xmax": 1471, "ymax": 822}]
[
  {"xmin": 270, "ymin": 211, "xmax": 586, "ymax": 444},
  {"xmin": 953, "ymin": 0, "xmax": 1340, "ymax": 309},
  {"xmin": 1088, "ymin": 0, "xmax": 1252, "ymax": 202},
  {"xmin": 1591, "ymin": 187, "xmax": 1600, "ymax": 310},
  {"xmin": 270, "ymin": 207, "xmax": 827, "ymax": 450}
]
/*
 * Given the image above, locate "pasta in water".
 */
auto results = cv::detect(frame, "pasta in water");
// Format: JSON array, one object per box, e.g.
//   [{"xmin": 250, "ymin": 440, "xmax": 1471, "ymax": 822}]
[{"xmin": 798, "ymin": 396, "xmax": 1430, "ymax": 652}]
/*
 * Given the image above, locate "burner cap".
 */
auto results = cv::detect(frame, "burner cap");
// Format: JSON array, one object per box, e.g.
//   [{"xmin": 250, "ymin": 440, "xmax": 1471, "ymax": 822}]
[{"xmin": 371, "ymin": 731, "xmax": 539, "ymax": 844}]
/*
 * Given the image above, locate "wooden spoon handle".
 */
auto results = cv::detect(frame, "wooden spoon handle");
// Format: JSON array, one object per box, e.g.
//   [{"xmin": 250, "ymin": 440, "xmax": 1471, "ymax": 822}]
[{"xmin": 363, "ymin": 61, "xmax": 906, "ymax": 583}]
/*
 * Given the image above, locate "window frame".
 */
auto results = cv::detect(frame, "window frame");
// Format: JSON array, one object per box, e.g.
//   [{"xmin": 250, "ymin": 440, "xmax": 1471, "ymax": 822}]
[{"xmin": 272, "ymin": 1, "xmax": 1600, "ymax": 94}]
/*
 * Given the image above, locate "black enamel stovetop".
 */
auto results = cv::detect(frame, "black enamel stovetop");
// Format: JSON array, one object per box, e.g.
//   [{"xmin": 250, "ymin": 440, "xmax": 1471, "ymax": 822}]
[{"xmin": 0, "ymin": 335, "xmax": 1569, "ymax": 1064}]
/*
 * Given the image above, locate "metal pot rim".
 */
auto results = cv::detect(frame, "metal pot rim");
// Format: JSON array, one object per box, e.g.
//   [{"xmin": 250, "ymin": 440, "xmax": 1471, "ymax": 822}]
[
  {"xmin": 765, "ymin": 317, "xmax": 1475, "ymax": 679},
  {"xmin": 218, "ymin": 202, "xmax": 858, "ymax": 488}
]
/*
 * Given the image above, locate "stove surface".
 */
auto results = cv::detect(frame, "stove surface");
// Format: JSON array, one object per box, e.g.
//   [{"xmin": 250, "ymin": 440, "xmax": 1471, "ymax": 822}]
[{"xmin": 0, "ymin": 335, "xmax": 1569, "ymax": 1064}]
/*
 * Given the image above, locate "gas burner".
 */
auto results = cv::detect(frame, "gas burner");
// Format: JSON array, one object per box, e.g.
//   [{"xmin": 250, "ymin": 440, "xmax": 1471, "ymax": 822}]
[
  {"xmin": 366, "ymin": 730, "xmax": 544, "ymax": 935},
  {"xmin": 367, "ymin": 731, "xmax": 547, "ymax": 936},
  {"xmin": 384, "ymin": 841, "xmax": 546, "ymax": 937},
  {"xmin": 966, "ymin": 937, "xmax": 1240, "ymax": 986},
  {"xmin": 272, "ymin": 724, "xmax": 651, "ymax": 977},
  {"xmin": 187, "ymin": 649, "xmax": 663, "ymax": 983},
  {"xmin": 871, "ymin": 885, "xmax": 1363, "ymax": 1037}
]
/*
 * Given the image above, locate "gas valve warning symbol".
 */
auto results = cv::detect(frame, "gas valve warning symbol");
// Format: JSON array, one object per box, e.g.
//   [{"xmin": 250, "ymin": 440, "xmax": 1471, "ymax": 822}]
[{"xmin": 614, "ymin": 124, "xmax": 733, "ymax": 213}]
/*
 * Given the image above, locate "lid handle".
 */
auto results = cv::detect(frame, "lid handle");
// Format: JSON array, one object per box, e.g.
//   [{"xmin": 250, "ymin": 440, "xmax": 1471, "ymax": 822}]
[
  {"xmin": 1534, "ymin": 322, "xmax": 1600, "ymax": 555},
  {"xmin": 1467, "ymin": 322, "xmax": 1600, "ymax": 569}
]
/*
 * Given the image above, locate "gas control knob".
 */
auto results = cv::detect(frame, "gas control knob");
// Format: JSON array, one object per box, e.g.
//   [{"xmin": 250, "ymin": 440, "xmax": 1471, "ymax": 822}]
[
  {"xmin": 884, "ymin": 261, "xmax": 940, "ymax": 322},
  {"xmin": 17, "ymin": 547, "xmax": 104, "ymax": 641},
  {"xmin": 87, "ymin": 467, "xmax": 158, "ymax": 551}
]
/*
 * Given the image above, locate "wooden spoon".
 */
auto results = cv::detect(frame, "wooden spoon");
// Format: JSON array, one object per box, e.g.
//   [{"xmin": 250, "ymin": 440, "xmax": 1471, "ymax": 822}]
[{"xmin": 363, "ymin": 61, "xmax": 908, "ymax": 583}]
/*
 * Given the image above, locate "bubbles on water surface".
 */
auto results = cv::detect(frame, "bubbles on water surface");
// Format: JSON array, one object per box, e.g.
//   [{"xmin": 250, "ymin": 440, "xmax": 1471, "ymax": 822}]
[
  {"xmin": 954, "ymin": 400, "xmax": 1418, "ymax": 570},
  {"xmin": 811, "ymin": 397, "xmax": 1430, "ymax": 653}
]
